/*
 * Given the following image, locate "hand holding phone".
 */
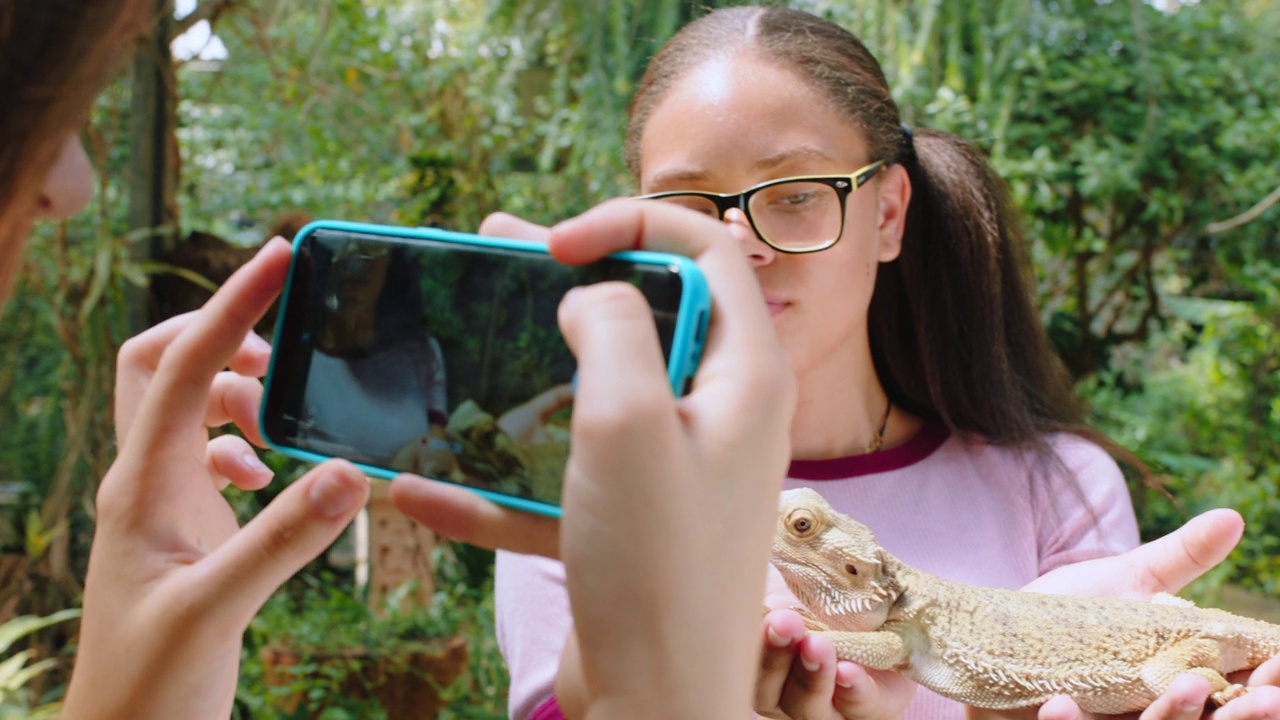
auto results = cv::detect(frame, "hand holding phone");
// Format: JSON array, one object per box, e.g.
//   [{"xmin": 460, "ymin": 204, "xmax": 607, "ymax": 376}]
[
  {"xmin": 393, "ymin": 200, "xmax": 797, "ymax": 719},
  {"xmin": 260, "ymin": 221, "xmax": 710, "ymax": 517}
]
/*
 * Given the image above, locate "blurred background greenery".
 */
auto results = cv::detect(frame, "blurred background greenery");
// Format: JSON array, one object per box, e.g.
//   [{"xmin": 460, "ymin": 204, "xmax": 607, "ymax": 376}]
[{"xmin": 0, "ymin": 0, "xmax": 1277, "ymax": 715}]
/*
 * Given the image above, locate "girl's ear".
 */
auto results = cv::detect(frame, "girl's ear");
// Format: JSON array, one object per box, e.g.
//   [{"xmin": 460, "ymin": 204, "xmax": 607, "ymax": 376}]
[
  {"xmin": 36, "ymin": 135, "xmax": 94, "ymax": 221},
  {"xmin": 876, "ymin": 164, "xmax": 911, "ymax": 263}
]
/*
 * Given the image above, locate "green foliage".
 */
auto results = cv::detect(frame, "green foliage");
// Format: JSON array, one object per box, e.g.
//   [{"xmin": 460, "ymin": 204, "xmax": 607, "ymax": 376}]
[
  {"xmin": 237, "ymin": 543, "xmax": 506, "ymax": 719},
  {"xmin": 0, "ymin": 609, "xmax": 80, "ymax": 719},
  {"xmin": 1083, "ymin": 291, "xmax": 1280, "ymax": 594},
  {"xmin": 918, "ymin": 1, "xmax": 1280, "ymax": 379}
]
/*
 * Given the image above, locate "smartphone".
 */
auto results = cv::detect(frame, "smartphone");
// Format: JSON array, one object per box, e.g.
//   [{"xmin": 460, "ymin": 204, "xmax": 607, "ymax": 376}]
[{"xmin": 260, "ymin": 220, "xmax": 710, "ymax": 517}]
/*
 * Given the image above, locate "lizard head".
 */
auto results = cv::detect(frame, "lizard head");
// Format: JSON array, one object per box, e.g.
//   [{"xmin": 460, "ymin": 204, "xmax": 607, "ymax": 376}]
[{"xmin": 770, "ymin": 488, "xmax": 899, "ymax": 631}]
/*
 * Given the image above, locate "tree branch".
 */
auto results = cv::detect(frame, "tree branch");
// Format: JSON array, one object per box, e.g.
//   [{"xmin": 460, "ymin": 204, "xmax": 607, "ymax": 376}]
[
  {"xmin": 1206, "ymin": 183, "xmax": 1280, "ymax": 235},
  {"xmin": 176, "ymin": 0, "xmax": 236, "ymax": 36}
]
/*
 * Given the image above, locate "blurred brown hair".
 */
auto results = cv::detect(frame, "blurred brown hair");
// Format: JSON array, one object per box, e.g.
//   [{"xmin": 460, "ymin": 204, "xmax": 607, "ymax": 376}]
[{"xmin": 0, "ymin": 0, "xmax": 151, "ymax": 306}]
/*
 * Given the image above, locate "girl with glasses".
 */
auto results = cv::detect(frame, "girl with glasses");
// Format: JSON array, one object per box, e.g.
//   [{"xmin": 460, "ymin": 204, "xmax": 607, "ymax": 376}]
[{"xmin": 488, "ymin": 6, "xmax": 1280, "ymax": 720}]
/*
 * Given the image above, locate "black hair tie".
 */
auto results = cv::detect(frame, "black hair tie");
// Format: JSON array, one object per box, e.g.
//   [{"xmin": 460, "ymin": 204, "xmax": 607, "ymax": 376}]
[{"xmin": 899, "ymin": 123, "xmax": 916, "ymax": 163}]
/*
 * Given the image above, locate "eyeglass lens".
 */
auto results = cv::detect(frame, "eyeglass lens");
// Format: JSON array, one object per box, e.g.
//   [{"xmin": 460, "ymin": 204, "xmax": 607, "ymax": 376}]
[{"xmin": 651, "ymin": 180, "xmax": 843, "ymax": 251}]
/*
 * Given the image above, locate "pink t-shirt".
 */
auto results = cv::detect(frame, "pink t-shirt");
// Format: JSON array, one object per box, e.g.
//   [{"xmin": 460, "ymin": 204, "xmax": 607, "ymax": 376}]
[{"xmin": 495, "ymin": 424, "xmax": 1140, "ymax": 720}]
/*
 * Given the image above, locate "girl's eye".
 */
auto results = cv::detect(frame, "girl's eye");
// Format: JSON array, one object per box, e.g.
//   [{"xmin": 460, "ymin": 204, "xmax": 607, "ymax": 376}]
[{"xmin": 780, "ymin": 192, "xmax": 817, "ymax": 206}]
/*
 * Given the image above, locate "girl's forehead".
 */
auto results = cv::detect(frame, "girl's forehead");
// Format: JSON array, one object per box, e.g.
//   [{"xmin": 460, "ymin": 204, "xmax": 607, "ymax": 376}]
[{"xmin": 639, "ymin": 56, "xmax": 870, "ymax": 182}]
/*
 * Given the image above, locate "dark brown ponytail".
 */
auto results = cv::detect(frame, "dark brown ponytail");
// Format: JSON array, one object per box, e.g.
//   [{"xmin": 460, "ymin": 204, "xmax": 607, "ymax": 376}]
[{"xmin": 876, "ymin": 128, "xmax": 1085, "ymax": 439}]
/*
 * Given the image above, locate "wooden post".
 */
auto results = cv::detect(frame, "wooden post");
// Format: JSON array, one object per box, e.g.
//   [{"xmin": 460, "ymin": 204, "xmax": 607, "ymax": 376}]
[
  {"xmin": 128, "ymin": 0, "xmax": 178, "ymax": 332},
  {"xmin": 360, "ymin": 481, "xmax": 436, "ymax": 617}
]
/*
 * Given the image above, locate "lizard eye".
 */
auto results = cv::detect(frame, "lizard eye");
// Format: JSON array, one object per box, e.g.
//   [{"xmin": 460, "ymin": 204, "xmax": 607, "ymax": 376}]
[
  {"xmin": 788, "ymin": 510, "xmax": 816, "ymax": 536},
  {"xmin": 846, "ymin": 564, "xmax": 858, "ymax": 576}
]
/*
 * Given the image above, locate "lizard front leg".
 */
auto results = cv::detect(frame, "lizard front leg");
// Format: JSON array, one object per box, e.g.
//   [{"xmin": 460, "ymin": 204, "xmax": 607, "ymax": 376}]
[
  {"xmin": 1139, "ymin": 638, "xmax": 1249, "ymax": 709},
  {"xmin": 815, "ymin": 629, "xmax": 910, "ymax": 672},
  {"xmin": 788, "ymin": 605, "xmax": 830, "ymax": 632},
  {"xmin": 760, "ymin": 605, "xmax": 829, "ymax": 633}
]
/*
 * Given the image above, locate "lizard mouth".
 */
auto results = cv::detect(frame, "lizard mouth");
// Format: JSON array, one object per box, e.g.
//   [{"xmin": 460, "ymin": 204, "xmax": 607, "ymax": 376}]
[
  {"xmin": 788, "ymin": 558, "xmax": 894, "ymax": 623},
  {"xmin": 784, "ymin": 560, "xmax": 883, "ymax": 618}
]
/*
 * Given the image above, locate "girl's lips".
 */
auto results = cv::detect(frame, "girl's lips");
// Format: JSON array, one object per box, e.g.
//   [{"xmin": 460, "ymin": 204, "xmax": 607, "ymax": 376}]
[{"xmin": 761, "ymin": 292, "xmax": 789, "ymax": 317}]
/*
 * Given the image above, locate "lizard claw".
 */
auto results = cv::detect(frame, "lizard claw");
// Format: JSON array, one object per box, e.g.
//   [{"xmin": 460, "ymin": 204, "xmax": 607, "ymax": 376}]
[
  {"xmin": 789, "ymin": 605, "xmax": 830, "ymax": 632},
  {"xmin": 1210, "ymin": 683, "xmax": 1250, "ymax": 706}
]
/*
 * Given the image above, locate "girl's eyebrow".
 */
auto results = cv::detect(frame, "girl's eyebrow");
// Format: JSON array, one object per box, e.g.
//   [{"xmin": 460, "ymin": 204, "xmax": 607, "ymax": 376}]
[
  {"xmin": 754, "ymin": 146, "xmax": 837, "ymax": 170},
  {"xmin": 645, "ymin": 146, "xmax": 840, "ymax": 192},
  {"xmin": 646, "ymin": 168, "xmax": 712, "ymax": 191}
]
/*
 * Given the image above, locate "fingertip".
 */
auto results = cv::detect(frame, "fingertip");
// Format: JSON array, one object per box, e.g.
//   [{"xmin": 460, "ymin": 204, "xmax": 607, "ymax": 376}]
[
  {"xmin": 478, "ymin": 211, "xmax": 552, "ymax": 242},
  {"xmin": 762, "ymin": 608, "xmax": 808, "ymax": 643},
  {"xmin": 797, "ymin": 631, "xmax": 835, "ymax": 673},
  {"xmin": 477, "ymin": 211, "xmax": 515, "ymax": 236},
  {"xmin": 307, "ymin": 460, "xmax": 368, "ymax": 520},
  {"xmin": 1186, "ymin": 508, "xmax": 1245, "ymax": 567},
  {"xmin": 230, "ymin": 458, "xmax": 273, "ymax": 491},
  {"xmin": 764, "ymin": 625, "xmax": 789, "ymax": 648},
  {"xmin": 207, "ymin": 434, "xmax": 273, "ymax": 491},
  {"xmin": 1201, "ymin": 507, "xmax": 1246, "ymax": 537},
  {"xmin": 388, "ymin": 474, "xmax": 560, "ymax": 557},
  {"xmin": 547, "ymin": 199, "xmax": 636, "ymax": 265},
  {"xmin": 1037, "ymin": 695, "xmax": 1082, "ymax": 720},
  {"xmin": 1169, "ymin": 671, "xmax": 1213, "ymax": 700},
  {"xmin": 389, "ymin": 474, "xmax": 490, "ymax": 540},
  {"xmin": 227, "ymin": 334, "xmax": 272, "ymax": 378},
  {"xmin": 834, "ymin": 661, "xmax": 860, "ymax": 689},
  {"xmin": 555, "ymin": 282, "xmax": 667, "ymax": 404}
]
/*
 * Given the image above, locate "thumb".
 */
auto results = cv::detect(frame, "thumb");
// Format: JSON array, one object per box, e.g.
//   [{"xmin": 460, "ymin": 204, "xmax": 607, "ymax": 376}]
[
  {"xmin": 479, "ymin": 211, "xmax": 552, "ymax": 242},
  {"xmin": 203, "ymin": 459, "xmax": 369, "ymax": 621},
  {"xmin": 558, "ymin": 282, "xmax": 671, "ymax": 408},
  {"xmin": 1128, "ymin": 508, "xmax": 1243, "ymax": 596}
]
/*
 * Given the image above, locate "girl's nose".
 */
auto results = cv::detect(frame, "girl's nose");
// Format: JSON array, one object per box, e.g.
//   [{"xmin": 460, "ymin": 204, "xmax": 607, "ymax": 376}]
[{"xmin": 724, "ymin": 208, "xmax": 775, "ymax": 266}]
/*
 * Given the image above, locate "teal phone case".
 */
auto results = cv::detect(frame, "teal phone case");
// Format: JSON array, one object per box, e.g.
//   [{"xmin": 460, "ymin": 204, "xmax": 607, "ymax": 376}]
[{"xmin": 260, "ymin": 219, "xmax": 711, "ymax": 518}]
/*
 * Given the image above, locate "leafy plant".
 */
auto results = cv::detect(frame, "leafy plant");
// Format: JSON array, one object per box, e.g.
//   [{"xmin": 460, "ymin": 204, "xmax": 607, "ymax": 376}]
[
  {"xmin": 237, "ymin": 542, "xmax": 507, "ymax": 719},
  {"xmin": 0, "ymin": 608, "xmax": 81, "ymax": 720}
]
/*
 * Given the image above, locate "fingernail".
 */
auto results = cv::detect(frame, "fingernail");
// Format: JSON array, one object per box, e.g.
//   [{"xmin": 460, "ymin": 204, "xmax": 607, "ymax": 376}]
[
  {"xmin": 560, "ymin": 286, "xmax": 585, "ymax": 312},
  {"xmin": 550, "ymin": 217, "xmax": 580, "ymax": 237},
  {"xmin": 801, "ymin": 657, "xmax": 821, "ymax": 673},
  {"xmin": 240, "ymin": 452, "xmax": 271, "ymax": 475},
  {"xmin": 245, "ymin": 332, "xmax": 272, "ymax": 353},
  {"xmin": 309, "ymin": 470, "xmax": 365, "ymax": 518},
  {"xmin": 766, "ymin": 627, "xmax": 790, "ymax": 648}
]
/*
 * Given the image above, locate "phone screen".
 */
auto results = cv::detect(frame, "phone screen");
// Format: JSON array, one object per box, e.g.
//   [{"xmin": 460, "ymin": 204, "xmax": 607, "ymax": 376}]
[{"xmin": 262, "ymin": 227, "xmax": 689, "ymax": 510}]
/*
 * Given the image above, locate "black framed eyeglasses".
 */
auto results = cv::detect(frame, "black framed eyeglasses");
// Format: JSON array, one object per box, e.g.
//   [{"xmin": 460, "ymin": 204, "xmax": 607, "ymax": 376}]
[{"xmin": 635, "ymin": 160, "xmax": 887, "ymax": 253}]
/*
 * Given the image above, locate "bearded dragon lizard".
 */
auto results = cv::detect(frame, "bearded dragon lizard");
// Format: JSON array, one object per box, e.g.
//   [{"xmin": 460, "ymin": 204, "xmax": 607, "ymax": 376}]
[{"xmin": 770, "ymin": 487, "xmax": 1280, "ymax": 714}]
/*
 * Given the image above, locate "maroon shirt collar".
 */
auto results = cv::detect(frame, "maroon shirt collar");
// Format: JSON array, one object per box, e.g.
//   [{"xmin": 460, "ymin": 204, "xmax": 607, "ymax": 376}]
[{"xmin": 787, "ymin": 420, "xmax": 951, "ymax": 480}]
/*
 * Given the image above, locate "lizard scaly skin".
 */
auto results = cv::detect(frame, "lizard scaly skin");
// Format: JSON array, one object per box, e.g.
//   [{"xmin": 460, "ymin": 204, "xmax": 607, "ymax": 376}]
[{"xmin": 770, "ymin": 488, "xmax": 1280, "ymax": 714}]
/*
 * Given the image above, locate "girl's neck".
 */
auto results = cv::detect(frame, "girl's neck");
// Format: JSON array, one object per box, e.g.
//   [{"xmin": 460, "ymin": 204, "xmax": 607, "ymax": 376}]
[{"xmin": 789, "ymin": 344, "xmax": 921, "ymax": 460}]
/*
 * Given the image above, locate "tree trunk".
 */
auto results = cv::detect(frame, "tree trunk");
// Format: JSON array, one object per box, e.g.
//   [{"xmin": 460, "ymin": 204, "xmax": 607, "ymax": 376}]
[{"xmin": 129, "ymin": 0, "xmax": 180, "ymax": 333}]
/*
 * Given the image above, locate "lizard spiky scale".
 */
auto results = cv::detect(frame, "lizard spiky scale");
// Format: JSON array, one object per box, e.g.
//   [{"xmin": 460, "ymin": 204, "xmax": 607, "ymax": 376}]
[{"xmin": 770, "ymin": 488, "xmax": 1280, "ymax": 714}]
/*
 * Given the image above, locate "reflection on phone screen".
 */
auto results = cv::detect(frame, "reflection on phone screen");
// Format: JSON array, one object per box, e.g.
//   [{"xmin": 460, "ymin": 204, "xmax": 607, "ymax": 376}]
[{"xmin": 264, "ymin": 229, "xmax": 685, "ymax": 507}]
